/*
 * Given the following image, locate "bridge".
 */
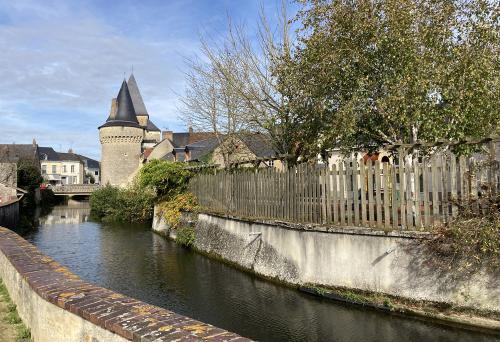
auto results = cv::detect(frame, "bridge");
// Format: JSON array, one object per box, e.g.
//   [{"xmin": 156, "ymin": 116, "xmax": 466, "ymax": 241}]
[{"xmin": 51, "ymin": 184, "xmax": 101, "ymax": 196}]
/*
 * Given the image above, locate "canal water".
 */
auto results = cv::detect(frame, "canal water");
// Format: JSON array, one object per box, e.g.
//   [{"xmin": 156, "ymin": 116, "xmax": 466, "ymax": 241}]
[{"xmin": 19, "ymin": 202, "xmax": 497, "ymax": 342}]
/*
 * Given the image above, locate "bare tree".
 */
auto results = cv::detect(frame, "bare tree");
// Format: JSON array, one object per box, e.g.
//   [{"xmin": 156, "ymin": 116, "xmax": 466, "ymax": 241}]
[{"xmin": 181, "ymin": 1, "xmax": 296, "ymax": 158}]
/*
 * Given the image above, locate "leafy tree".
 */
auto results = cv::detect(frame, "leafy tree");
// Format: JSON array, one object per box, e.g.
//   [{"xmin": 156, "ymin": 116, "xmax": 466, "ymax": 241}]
[
  {"xmin": 138, "ymin": 160, "xmax": 192, "ymax": 199},
  {"xmin": 277, "ymin": 0, "xmax": 499, "ymax": 158},
  {"xmin": 17, "ymin": 161, "xmax": 43, "ymax": 191}
]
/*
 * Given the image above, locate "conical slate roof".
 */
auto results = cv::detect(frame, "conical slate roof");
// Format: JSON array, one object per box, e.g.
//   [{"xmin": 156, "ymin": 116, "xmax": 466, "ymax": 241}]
[
  {"xmin": 128, "ymin": 74, "xmax": 148, "ymax": 116},
  {"xmin": 100, "ymin": 80, "xmax": 140, "ymax": 129}
]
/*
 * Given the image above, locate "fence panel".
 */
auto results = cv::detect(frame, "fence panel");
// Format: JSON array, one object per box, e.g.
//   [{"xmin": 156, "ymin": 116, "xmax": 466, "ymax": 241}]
[{"xmin": 189, "ymin": 144, "xmax": 498, "ymax": 230}]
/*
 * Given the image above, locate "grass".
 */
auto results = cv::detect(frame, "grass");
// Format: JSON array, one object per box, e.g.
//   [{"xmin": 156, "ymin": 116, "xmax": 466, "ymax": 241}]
[{"xmin": 0, "ymin": 279, "xmax": 32, "ymax": 342}]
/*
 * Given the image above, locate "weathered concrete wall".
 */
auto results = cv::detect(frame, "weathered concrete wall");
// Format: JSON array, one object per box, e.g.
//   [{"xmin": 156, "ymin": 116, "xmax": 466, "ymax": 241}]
[
  {"xmin": 0, "ymin": 227, "xmax": 247, "ymax": 342},
  {"xmin": 153, "ymin": 209, "xmax": 499, "ymax": 313},
  {"xmin": 0, "ymin": 199, "xmax": 19, "ymax": 229}
]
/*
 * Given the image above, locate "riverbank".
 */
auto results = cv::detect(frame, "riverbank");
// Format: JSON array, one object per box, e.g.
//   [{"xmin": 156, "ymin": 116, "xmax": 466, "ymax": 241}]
[
  {"xmin": 0, "ymin": 226, "xmax": 247, "ymax": 342},
  {"xmin": 152, "ymin": 208, "xmax": 500, "ymax": 335},
  {"xmin": 0, "ymin": 280, "xmax": 31, "ymax": 342}
]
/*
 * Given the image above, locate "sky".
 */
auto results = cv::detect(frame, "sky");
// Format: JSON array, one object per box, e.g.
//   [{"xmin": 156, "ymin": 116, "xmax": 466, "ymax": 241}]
[{"xmin": 0, "ymin": 0, "xmax": 297, "ymax": 160}]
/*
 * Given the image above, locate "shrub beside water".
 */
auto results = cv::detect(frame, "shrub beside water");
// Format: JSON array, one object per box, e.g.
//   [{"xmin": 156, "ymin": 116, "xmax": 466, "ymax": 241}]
[
  {"xmin": 90, "ymin": 184, "xmax": 155, "ymax": 222},
  {"xmin": 90, "ymin": 161, "xmax": 193, "ymax": 223},
  {"xmin": 138, "ymin": 160, "xmax": 192, "ymax": 199},
  {"xmin": 422, "ymin": 193, "xmax": 499, "ymax": 276},
  {"xmin": 176, "ymin": 226, "xmax": 196, "ymax": 247},
  {"xmin": 157, "ymin": 193, "xmax": 198, "ymax": 229}
]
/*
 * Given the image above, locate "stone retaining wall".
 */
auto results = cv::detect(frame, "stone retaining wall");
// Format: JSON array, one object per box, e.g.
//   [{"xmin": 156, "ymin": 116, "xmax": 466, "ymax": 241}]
[
  {"xmin": 0, "ymin": 199, "xmax": 20, "ymax": 230},
  {"xmin": 0, "ymin": 227, "xmax": 248, "ymax": 342},
  {"xmin": 153, "ymin": 209, "xmax": 499, "ymax": 313}
]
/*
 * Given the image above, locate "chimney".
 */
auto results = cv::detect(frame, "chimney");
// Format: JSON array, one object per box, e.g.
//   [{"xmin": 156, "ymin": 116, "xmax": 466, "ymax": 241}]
[
  {"xmin": 109, "ymin": 98, "xmax": 118, "ymax": 119},
  {"xmin": 188, "ymin": 126, "xmax": 193, "ymax": 134},
  {"xmin": 32, "ymin": 138, "xmax": 37, "ymax": 147},
  {"xmin": 162, "ymin": 130, "xmax": 173, "ymax": 142},
  {"xmin": 68, "ymin": 148, "xmax": 73, "ymax": 153}
]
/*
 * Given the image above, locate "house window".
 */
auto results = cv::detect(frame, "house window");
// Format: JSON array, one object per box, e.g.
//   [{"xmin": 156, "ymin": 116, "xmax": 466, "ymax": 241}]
[
  {"xmin": 62, "ymin": 165, "xmax": 66, "ymax": 173},
  {"xmin": 71, "ymin": 165, "xmax": 75, "ymax": 173},
  {"xmin": 52, "ymin": 165, "xmax": 57, "ymax": 174},
  {"xmin": 94, "ymin": 170, "xmax": 99, "ymax": 176},
  {"xmin": 41, "ymin": 165, "xmax": 47, "ymax": 175}
]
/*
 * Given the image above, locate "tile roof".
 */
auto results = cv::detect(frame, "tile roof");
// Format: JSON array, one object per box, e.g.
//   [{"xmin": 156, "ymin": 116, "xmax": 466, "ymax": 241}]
[
  {"xmin": 75, "ymin": 154, "xmax": 100, "ymax": 169},
  {"xmin": 239, "ymin": 133, "xmax": 277, "ymax": 158},
  {"xmin": 100, "ymin": 80, "xmax": 140, "ymax": 129},
  {"xmin": 0, "ymin": 144, "xmax": 39, "ymax": 164},
  {"xmin": 127, "ymin": 74, "xmax": 148, "ymax": 116},
  {"xmin": 39, "ymin": 148, "xmax": 98, "ymax": 167},
  {"xmin": 57, "ymin": 152, "xmax": 83, "ymax": 162},
  {"xmin": 171, "ymin": 132, "xmax": 216, "ymax": 147},
  {"xmin": 161, "ymin": 152, "xmax": 175, "ymax": 161},
  {"xmin": 185, "ymin": 136, "xmax": 220, "ymax": 161},
  {"xmin": 146, "ymin": 119, "xmax": 160, "ymax": 132},
  {"xmin": 39, "ymin": 147, "xmax": 60, "ymax": 161}
]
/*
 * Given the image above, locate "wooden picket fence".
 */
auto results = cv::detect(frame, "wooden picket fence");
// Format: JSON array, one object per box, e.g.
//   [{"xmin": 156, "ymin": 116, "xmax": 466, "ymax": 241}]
[{"xmin": 190, "ymin": 143, "xmax": 499, "ymax": 230}]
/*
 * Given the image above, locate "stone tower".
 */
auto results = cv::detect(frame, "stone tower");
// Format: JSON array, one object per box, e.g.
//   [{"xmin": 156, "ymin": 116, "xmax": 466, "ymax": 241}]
[{"xmin": 99, "ymin": 80, "xmax": 143, "ymax": 186}]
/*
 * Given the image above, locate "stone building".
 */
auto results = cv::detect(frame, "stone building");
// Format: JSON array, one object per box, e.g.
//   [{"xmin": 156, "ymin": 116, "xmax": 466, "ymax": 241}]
[
  {"xmin": 99, "ymin": 75, "xmax": 280, "ymax": 186},
  {"xmin": 39, "ymin": 147, "xmax": 99, "ymax": 185},
  {"xmin": 99, "ymin": 75, "xmax": 162, "ymax": 186},
  {"xmin": 0, "ymin": 142, "xmax": 39, "ymax": 202}
]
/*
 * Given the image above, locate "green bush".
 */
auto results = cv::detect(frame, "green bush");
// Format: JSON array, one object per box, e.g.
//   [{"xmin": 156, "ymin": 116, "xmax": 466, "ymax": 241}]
[
  {"xmin": 157, "ymin": 193, "xmax": 198, "ymax": 229},
  {"xmin": 176, "ymin": 226, "xmax": 195, "ymax": 247},
  {"xmin": 90, "ymin": 160, "xmax": 193, "ymax": 223},
  {"xmin": 90, "ymin": 184, "xmax": 155, "ymax": 222},
  {"xmin": 17, "ymin": 161, "xmax": 43, "ymax": 191},
  {"xmin": 89, "ymin": 184, "xmax": 119, "ymax": 218},
  {"xmin": 138, "ymin": 160, "xmax": 192, "ymax": 199},
  {"xmin": 422, "ymin": 193, "xmax": 499, "ymax": 276}
]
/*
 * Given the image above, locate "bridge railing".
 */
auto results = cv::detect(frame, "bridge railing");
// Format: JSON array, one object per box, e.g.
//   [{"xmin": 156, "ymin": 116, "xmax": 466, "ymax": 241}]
[{"xmin": 51, "ymin": 184, "xmax": 101, "ymax": 194}]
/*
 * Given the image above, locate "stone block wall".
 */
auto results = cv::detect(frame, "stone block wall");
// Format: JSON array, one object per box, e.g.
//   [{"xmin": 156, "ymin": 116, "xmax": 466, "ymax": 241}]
[{"xmin": 99, "ymin": 126, "xmax": 143, "ymax": 187}]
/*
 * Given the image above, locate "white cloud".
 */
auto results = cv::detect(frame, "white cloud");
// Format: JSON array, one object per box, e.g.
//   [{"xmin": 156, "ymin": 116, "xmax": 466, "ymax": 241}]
[
  {"xmin": 0, "ymin": 0, "xmax": 198, "ymax": 158},
  {"xmin": 0, "ymin": 0, "xmax": 297, "ymax": 158}
]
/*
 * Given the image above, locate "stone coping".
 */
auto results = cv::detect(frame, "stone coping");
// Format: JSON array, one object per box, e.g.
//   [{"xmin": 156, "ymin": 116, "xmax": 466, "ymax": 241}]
[
  {"xmin": 194, "ymin": 210, "xmax": 431, "ymax": 239},
  {"xmin": 0, "ymin": 227, "xmax": 249, "ymax": 341},
  {"xmin": 0, "ymin": 196, "xmax": 21, "ymax": 208}
]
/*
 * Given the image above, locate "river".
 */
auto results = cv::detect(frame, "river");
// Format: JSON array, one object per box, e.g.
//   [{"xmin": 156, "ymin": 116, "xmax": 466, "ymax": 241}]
[{"xmin": 17, "ymin": 201, "xmax": 498, "ymax": 342}]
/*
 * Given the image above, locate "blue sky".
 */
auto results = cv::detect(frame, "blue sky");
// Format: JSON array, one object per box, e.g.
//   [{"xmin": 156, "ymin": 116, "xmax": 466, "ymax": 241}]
[{"xmin": 0, "ymin": 0, "xmax": 297, "ymax": 160}]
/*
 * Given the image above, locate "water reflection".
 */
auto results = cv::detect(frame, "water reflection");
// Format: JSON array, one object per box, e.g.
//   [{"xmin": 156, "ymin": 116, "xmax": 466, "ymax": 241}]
[
  {"xmin": 39, "ymin": 199, "xmax": 90, "ymax": 225},
  {"xmin": 23, "ymin": 202, "xmax": 498, "ymax": 342}
]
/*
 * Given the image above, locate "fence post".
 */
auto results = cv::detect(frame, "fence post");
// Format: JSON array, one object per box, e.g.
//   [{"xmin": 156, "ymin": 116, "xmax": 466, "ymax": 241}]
[
  {"xmin": 450, "ymin": 153, "xmax": 458, "ymax": 218},
  {"xmin": 398, "ymin": 148, "xmax": 407, "ymax": 229},
  {"xmin": 332, "ymin": 164, "xmax": 339, "ymax": 225},
  {"xmin": 489, "ymin": 141, "xmax": 498, "ymax": 196},
  {"xmin": 383, "ymin": 162, "xmax": 391, "ymax": 229},
  {"xmin": 360, "ymin": 160, "xmax": 367, "ymax": 226},
  {"xmin": 339, "ymin": 161, "xmax": 346, "ymax": 226},
  {"xmin": 353, "ymin": 157, "xmax": 360, "ymax": 226},
  {"xmin": 375, "ymin": 160, "xmax": 383, "ymax": 229},
  {"xmin": 367, "ymin": 159, "xmax": 374, "ymax": 227}
]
